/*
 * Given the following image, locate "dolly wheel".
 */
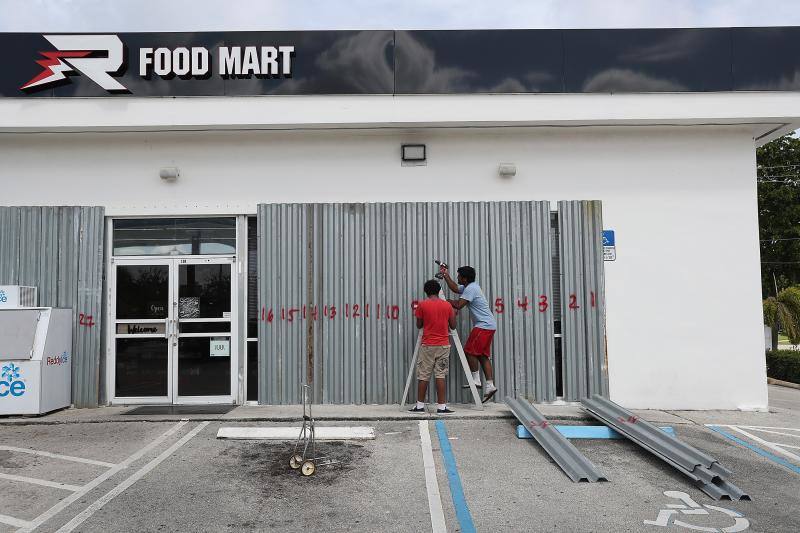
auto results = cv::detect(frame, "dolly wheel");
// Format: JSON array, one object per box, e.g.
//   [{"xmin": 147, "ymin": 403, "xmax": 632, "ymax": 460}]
[
  {"xmin": 289, "ymin": 455, "xmax": 303, "ymax": 470},
  {"xmin": 301, "ymin": 460, "xmax": 316, "ymax": 476}
]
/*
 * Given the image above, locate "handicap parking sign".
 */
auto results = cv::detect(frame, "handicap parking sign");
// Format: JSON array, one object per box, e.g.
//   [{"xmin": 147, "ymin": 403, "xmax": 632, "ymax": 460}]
[{"xmin": 602, "ymin": 230, "xmax": 615, "ymax": 246}]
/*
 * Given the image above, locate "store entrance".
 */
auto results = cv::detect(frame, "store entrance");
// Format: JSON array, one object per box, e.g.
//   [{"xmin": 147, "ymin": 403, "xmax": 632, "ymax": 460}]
[{"xmin": 111, "ymin": 257, "xmax": 237, "ymax": 404}]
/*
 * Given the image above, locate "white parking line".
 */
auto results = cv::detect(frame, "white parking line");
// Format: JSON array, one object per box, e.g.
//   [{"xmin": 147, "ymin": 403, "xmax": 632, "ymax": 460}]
[
  {"xmin": 0, "ymin": 445, "xmax": 117, "ymax": 468},
  {"xmin": 737, "ymin": 425, "xmax": 800, "ymax": 432},
  {"xmin": 55, "ymin": 422, "xmax": 209, "ymax": 533},
  {"xmin": 726, "ymin": 425, "xmax": 800, "ymax": 463},
  {"xmin": 16, "ymin": 420, "xmax": 188, "ymax": 533},
  {"xmin": 418, "ymin": 420, "xmax": 447, "ymax": 533},
  {"xmin": 734, "ymin": 428, "xmax": 800, "ymax": 440},
  {"xmin": 0, "ymin": 514, "xmax": 33, "ymax": 529},
  {"xmin": 0, "ymin": 473, "xmax": 82, "ymax": 492}
]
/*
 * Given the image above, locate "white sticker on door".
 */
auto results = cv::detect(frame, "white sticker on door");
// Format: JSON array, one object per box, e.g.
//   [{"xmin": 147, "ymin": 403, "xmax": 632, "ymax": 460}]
[{"xmin": 210, "ymin": 339, "xmax": 230, "ymax": 357}]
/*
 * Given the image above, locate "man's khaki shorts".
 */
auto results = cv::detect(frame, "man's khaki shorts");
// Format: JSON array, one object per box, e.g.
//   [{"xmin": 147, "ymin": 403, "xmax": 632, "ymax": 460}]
[{"xmin": 417, "ymin": 345, "xmax": 450, "ymax": 381}]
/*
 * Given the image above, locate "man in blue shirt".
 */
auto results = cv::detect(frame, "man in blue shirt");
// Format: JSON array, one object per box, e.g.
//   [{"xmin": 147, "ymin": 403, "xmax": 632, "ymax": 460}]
[{"xmin": 439, "ymin": 264, "xmax": 498, "ymax": 402}]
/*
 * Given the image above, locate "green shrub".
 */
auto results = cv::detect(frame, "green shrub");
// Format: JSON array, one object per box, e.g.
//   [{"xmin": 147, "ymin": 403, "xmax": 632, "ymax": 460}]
[{"xmin": 766, "ymin": 350, "xmax": 800, "ymax": 384}]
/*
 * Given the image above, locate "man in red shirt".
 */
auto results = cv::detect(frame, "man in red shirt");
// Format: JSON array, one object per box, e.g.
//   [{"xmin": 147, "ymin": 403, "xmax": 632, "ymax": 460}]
[{"xmin": 409, "ymin": 279, "xmax": 457, "ymax": 414}]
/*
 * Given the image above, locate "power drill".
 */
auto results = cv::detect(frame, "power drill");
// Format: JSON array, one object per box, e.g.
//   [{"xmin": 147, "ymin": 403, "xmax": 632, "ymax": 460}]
[{"xmin": 434, "ymin": 260, "xmax": 448, "ymax": 279}]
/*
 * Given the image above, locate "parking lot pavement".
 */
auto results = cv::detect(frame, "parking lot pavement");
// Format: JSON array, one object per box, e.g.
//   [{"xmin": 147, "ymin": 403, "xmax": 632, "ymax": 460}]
[
  {"xmin": 0, "ymin": 404, "xmax": 798, "ymax": 532},
  {"xmin": 439, "ymin": 418, "xmax": 799, "ymax": 532}
]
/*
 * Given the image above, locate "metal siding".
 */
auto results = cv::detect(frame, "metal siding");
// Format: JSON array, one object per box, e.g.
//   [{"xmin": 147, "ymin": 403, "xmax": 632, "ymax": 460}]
[
  {"xmin": 257, "ymin": 204, "xmax": 310, "ymax": 404},
  {"xmin": 317, "ymin": 203, "xmax": 366, "ymax": 404},
  {"xmin": 583, "ymin": 201, "xmax": 608, "ymax": 397},
  {"xmin": 0, "ymin": 207, "xmax": 21, "ymax": 284},
  {"xmin": 74, "ymin": 207, "xmax": 105, "ymax": 408},
  {"xmin": 530, "ymin": 202, "xmax": 557, "ymax": 401},
  {"xmin": 255, "ymin": 200, "xmax": 581, "ymax": 405},
  {"xmin": 559, "ymin": 201, "xmax": 607, "ymax": 401},
  {"xmin": 17, "ymin": 207, "xmax": 42, "ymax": 289},
  {"xmin": 0, "ymin": 206, "xmax": 104, "ymax": 408}
]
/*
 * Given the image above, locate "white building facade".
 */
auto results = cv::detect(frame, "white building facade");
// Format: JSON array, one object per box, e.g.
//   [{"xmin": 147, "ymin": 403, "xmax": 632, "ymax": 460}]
[{"xmin": 2, "ymin": 28, "xmax": 798, "ymax": 410}]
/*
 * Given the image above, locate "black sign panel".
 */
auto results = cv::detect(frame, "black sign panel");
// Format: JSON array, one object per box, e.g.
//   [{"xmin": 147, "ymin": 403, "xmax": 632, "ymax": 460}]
[
  {"xmin": 0, "ymin": 28, "xmax": 798, "ymax": 97},
  {"xmin": 395, "ymin": 30, "xmax": 564, "ymax": 93},
  {"xmin": 563, "ymin": 28, "xmax": 734, "ymax": 92},
  {"xmin": 0, "ymin": 31, "xmax": 394, "ymax": 97}
]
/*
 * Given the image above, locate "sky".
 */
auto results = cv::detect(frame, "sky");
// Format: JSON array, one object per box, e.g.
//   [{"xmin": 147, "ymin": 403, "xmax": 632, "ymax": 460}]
[{"xmin": 0, "ymin": 0, "xmax": 799, "ymax": 32}]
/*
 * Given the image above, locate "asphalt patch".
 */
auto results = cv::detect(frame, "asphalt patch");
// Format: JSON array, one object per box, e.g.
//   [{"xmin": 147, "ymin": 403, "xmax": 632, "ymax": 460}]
[
  {"xmin": 0, "ymin": 450, "xmax": 24, "ymax": 469},
  {"xmin": 232, "ymin": 441, "xmax": 372, "ymax": 496}
]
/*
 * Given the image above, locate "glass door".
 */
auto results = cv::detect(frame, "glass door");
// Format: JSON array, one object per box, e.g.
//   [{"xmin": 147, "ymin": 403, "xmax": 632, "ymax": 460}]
[
  {"xmin": 112, "ymin": 259, "xmax": 173, "ymax": 403},
  {"xmin": 174, "ymin": 257, "xmax": 236, "ymax": 403},
  {"xmin": 111, "ymin": 257, "xmax": 237, "ymax": 404}
]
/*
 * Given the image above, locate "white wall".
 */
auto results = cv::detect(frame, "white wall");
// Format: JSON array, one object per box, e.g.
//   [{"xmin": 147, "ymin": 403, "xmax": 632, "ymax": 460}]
[{"xmin": 0, "ymin": 124, "xmax": 768, "ymax": 410}]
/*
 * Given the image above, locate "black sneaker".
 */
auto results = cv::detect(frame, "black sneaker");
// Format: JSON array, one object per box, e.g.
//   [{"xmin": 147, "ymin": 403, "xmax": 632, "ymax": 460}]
[
  {"xmin": 408, "ymin": 406, "xmax": 425, "ymax": 413},
  {"xmin": 437, "ymin": 407, "xmax": 455, "ymax": 414},
  {"xmin": 461, "ymin": 383, "xmax": 482, "ymax": 389}
]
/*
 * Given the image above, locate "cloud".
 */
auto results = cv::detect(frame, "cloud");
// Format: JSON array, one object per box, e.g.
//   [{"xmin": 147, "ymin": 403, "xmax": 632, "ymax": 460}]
[
  {"xmin": 582, "ymin": 68, "xmax": 687, "ymax": 92},
  {"xmin": 1, "ymin": 0, "xmax": 799, "ymax": 32}
]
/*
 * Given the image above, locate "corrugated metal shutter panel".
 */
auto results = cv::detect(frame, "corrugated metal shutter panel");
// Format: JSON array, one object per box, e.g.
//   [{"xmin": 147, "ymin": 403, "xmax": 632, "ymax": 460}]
[
  {"xmin": 558, "ymin": 200, "xmax": 608, "ymax": 401},
  {"xmin": 257, "ymin": 201, "xmax": 594, "ymax": 405},
  {"xmin": 0, "ymin": 206, "xmax": 105, "ymax": 408}
]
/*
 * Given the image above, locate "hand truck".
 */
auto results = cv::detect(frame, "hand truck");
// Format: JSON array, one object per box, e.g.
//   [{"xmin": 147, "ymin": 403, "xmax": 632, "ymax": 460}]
[{"xmin": 288, "ymin": 384, "xmax": 339, "ymax": 476}]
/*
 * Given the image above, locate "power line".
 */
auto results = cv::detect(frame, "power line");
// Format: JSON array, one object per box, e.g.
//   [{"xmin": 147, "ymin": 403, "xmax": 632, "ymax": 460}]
[{"xmin": 761, "ymin": 237, "xmax": 800, "ymax": 242}]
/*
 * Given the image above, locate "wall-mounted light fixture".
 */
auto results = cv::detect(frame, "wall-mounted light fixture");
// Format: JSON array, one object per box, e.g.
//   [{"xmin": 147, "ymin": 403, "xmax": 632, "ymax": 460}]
[
  {"xmin": 498, "ymin": 163, "xmax": 516, "ymax": 178},
  {"xmin": 159, "ymin": 167, "xmax": 180, "ymax": 181},
  {"xmin": 401, "ymin": 144, "xmax": 426, "ymax": 166}
]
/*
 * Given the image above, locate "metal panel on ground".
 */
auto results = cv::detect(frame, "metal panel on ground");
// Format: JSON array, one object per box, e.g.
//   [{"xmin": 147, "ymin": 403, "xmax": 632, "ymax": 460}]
[
  {"xmin": 558, "ymin": 201, "xmax": 608, "ymax": 401},
  {"xmin": 582, "ymin": 395, "xmax": 749, "ymax": 500},
  {"xmin": 0, "ymin": 206, "xmax": 105, "ymax": 408},
  {"xmin": 506, "ymin": 396, "xmax": 607, "ymax": 482}
]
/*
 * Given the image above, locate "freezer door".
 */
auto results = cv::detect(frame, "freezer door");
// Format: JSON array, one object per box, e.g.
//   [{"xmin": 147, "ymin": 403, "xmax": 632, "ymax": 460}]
[{"xmin": 0, "ymin": 309, "xmax": 41, "ymax": 360}]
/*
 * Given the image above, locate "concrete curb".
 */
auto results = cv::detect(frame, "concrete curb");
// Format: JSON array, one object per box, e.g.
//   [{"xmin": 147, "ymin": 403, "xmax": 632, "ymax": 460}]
[
  {"xmin": 768, "ymin": 377, "xmax": 800, "ymax": 390},
  {"xmin": 0, "ymin": 411, "xmax": 593, "ymax": 427}
]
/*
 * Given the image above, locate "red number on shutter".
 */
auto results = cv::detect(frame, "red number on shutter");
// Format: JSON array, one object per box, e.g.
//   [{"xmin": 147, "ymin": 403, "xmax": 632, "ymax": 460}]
[
  {"xmin": 516, "ymin": 296, "xmax": 530, "ymax": 312},
  {"xmin": 591, "ymin": 291, "xmax": 596, "ymax": 308},
  {"xmin": 494, "ymin": 297, "xmax": 505, "ymax": 314},
  {"xmin": 353, "ymin": 304, "xmax": 361, "ymax": 318},
  {"xmin": 538, "ymin": 295, "xmax": 549, "ymax": 313},
  {"xmin": 569, "ymin": 294, "xmax": 579, "ymax": 309}
]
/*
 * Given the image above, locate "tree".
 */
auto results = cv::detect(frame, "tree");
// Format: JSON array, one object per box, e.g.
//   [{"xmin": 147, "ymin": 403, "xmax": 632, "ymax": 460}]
[
  {"xmin": 763, "ymin": 286, "xmax": 800, "ymax": 350},
  {"xmin": 757, "ymin": 134, "xmax": 800, "ymax": 296}
]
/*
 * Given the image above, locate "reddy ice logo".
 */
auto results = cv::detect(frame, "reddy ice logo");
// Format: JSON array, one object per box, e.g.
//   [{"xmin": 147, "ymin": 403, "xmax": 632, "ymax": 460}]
[
  {"xmin": 46, "ymin": 351, "xmax": 70, "ymax": 366},
  {"xmin": 21, "ymin": 34, "xmax": 127, "ymax": 92},
  {"xmin": 0, "ymin": 363, "xmax": 26, "ymax": 397}
]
